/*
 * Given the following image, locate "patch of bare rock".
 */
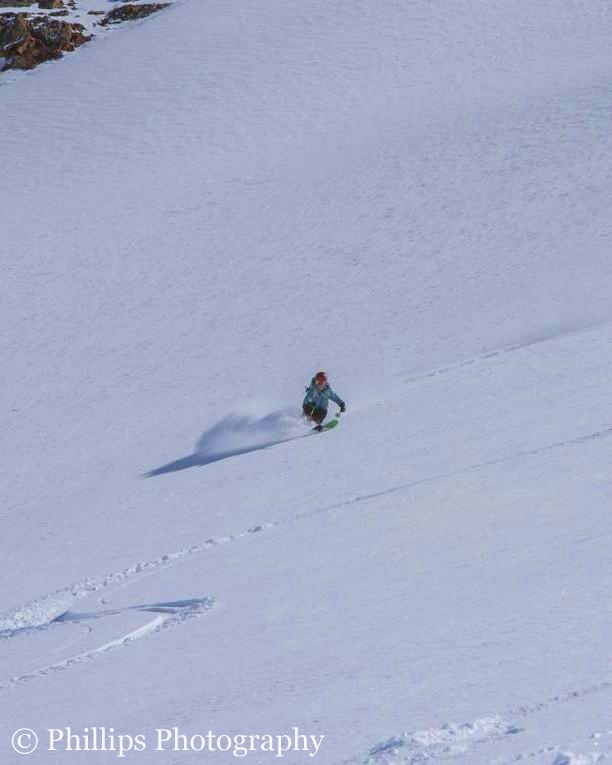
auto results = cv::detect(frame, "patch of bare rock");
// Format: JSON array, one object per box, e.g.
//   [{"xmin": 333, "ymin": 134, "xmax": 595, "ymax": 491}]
[
  {"xmin": 0, "ymin": 0, "xmax": 64, "ymax": 6},
  {"xmin": 0, "ymin": 12, "xmax": 90, "ymax": 70},
  {"xmin": 0, "ymin": 2, "xmax": 171, "ymax": 72},
  {"xmin": 99, "ymin": 3, "xmax": 169, "ymax": 27}
]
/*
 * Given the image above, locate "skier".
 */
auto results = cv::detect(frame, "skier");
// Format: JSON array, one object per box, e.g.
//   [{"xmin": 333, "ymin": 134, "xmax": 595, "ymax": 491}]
[{"xmin": 303, "ymin": 371, "xmax": 346, "ymax": 430}]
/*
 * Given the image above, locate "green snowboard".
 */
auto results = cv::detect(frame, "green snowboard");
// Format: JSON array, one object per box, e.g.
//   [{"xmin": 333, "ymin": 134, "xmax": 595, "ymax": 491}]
[{"xmin": 314, "ymin": 418, "xmax": 339, "ymax": 432}]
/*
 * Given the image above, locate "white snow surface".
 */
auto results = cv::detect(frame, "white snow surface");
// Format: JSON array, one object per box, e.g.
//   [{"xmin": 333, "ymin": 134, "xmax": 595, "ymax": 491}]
[{"xmin": 3, "ymin": 0, "xmax": 612, "ymax": 762}]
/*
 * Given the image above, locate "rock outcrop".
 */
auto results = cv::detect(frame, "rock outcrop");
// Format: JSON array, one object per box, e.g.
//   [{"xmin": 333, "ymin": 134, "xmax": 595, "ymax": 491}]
[
  {"xmin": 99, "ymin": 3, "xmax": 169, "ymax": 26},
  {"xmin": 0, "ymin": 0, "xmax": 174, "ymax": 73},
  {"xmin": 38, "ymin": 0, "xmax": 64, "ymax": 9},
  {"xmin": 0, "ymin": 12, "xmax": 90, "ymax": 70}
]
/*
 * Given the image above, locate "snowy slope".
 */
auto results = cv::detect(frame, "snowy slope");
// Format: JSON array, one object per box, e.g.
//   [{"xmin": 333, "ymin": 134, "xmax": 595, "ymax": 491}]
[{"xmin": 3, "ymin": 1, "xmax": 612, "ymax": 763}]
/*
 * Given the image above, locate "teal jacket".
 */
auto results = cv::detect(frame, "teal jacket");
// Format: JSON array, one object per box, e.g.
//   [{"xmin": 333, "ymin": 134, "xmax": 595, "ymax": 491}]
[{"xmin": 303, "ymin": 379, "xmax": 345, "ymax": 411}]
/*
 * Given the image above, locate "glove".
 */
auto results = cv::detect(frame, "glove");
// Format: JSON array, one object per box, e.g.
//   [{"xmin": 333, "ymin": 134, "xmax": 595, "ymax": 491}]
[{"xmin": 340, "ymin": 403, "xmax": 346, "ymax": 413}]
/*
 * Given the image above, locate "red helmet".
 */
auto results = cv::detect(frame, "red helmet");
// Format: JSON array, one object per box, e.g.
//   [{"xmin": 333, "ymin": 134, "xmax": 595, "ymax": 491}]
[{"xmin": 315, "ymin": 371, "xmax": 327, "ymax": 384}]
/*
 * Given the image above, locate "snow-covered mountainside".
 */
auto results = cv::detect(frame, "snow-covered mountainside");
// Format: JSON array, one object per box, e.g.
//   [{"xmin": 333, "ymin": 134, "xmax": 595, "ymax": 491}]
[{"xmin": 3, "ymin": 1, "xmax": 612, "ymax": 762}]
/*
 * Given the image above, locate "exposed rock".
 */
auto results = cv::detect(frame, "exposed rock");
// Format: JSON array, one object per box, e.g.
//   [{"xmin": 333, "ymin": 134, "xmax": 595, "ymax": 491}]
[
  {"xmin": 99, "ymin": 2, "xmax": 169, "ymax": 26},
  {"xmin": 0, "ymin": 12, "xmax": 90, "ymax": 70},
  {"xmin": 0, "ymin": 1, "xmax": 33, "ymax": 7},
  {"xmin": 38, "ymin": 0, "xmax": 63, "ymax": 8}
]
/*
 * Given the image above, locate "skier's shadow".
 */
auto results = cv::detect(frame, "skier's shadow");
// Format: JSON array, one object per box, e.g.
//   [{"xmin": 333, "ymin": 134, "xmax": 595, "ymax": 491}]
[
  {"xmin": 144, "ymin": 442, "xmax": 278, "ymax": 477},
  {"xmin": 144, "ymin": 411, "xmax": 307, "ymax": 478}
]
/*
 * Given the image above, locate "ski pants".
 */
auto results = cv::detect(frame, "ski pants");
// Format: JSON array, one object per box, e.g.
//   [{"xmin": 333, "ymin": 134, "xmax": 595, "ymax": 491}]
[{"xmin": 303, "ymin": 403, "xmax": 327, "ymax": 425}]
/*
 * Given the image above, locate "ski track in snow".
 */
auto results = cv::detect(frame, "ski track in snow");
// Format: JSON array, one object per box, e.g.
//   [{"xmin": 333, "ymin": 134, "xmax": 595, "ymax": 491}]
[
  {"xmin": 1, "ymin": 411, "xmax": 610, "ymax": 695},
  {"xmin": 0, "ymin": 598, "xmax": 214, "ymax": 692},
  {"xmin": 2, "ymin": 321, "xmax": 610, "ymax": 695},
  {"xmin": 11, "ymin": 319, "xmax": 605, "ymax": 635},
  {"xmin": 403, "ymin": 320, "xmax": 609, "ymax": 387},
  {"xmin": 344, "ymin": 716, "xmax": 522, "ymax": 764},
  {"xmin": 343, "ymin": 680, "xmax": 612, "ymax": 763},
  {"xmin": 549, "ymin": 755, "xmax": 607, "ymax": 765},
  {"xmin": 514, "ymin": 748, "xmax": 606, "ymax": 763},
  {"xmin": 2, "ymin": 328, "xmax": 610, "ymax": 705},
  {"xmin": 52, "ymin": 423, "xmax": 612, "ymax": 622},
  {"xmin": 4, "ymin": 316, "xmax": 612, "ymax": 656},
  {"xmin": 341, "ymin": 426, "xmax": 612, "ymax": 509},
  {"xmin": 144, "ymin": 320, "xmax": 611, "ymax": 477}
]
